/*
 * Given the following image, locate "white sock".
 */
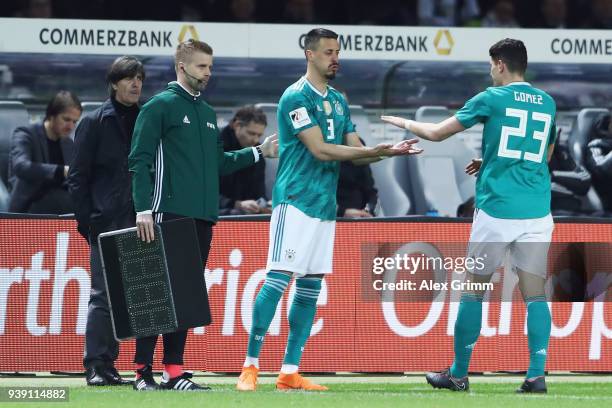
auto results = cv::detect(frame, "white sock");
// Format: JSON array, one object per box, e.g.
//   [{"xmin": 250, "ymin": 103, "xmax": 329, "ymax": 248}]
[
  {"xmin": 244, "ymin": 356, "xmax": 259, "ymax": 369},
  {"xmin": 280, "ymin": 364, "xmax": 298, "ymax": 374}
]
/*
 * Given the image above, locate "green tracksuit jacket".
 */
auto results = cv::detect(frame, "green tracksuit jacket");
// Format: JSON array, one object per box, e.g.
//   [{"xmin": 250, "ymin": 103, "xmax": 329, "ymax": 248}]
[{"xmin": 129, "ymin": 82, "xmax": 257, "ymax": 222}]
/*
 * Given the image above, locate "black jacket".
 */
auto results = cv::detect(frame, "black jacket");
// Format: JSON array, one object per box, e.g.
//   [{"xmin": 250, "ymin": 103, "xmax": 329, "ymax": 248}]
[
  {"xmin": 8, "ymin": 123, "xmax": 74, "ymax": 212},
  {"xmin": 585, "ymin": 114, "xmax": 612, "ymax": 211},
  {"xmin": 218, "ymin": 125, "xmax": 266, "ymax": 214},
  {"xmin": 336, "ymin": 159, "xmax": 378, "ymax": 217},
  {"xmin": 549, "ymin": 139, "xmax": 591, "ymax": 214},
  {"xmin": 67, "ymin": 99, "xmax": 136, "ymax": 239}
]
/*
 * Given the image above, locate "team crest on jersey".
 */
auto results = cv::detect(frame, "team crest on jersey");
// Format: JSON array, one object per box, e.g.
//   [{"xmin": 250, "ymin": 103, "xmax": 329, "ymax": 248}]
[
  {"xmin": 334, "ymin": 100, "xmax": 344, "ymax": 115},
  {"xmin": 323, "ymin": 101, "xmax": 332, "ymax": 116},
  {"xmin": 285, "ymin": 249, "xmax": 296, "ymax": 262}
]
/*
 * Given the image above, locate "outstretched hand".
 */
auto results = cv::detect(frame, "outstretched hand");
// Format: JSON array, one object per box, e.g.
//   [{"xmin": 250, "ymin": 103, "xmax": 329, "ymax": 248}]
[
  {"xmin": 375, "ymin": 138, "xmax": 423, "ymax": 157},
  {"xmin": 465, "ymin": 158, "xmax": 482, "ymax": 176},
  {"xmin": 380, "ymin": 115, "xmax": 409, "ymax": 130},
  {"xmin": 260, "ymin": 133, "xmax": 279, "ymax": 158}
]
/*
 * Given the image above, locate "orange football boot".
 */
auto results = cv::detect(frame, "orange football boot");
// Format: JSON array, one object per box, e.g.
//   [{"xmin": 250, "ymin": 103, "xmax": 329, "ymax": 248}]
[
  {"xmin": 236, "ymin": 365, "xmax": 259, "ymax": 391},
  {"xmin": 276, "ymin": 372, "xmax": 328, "ymax": 391}
]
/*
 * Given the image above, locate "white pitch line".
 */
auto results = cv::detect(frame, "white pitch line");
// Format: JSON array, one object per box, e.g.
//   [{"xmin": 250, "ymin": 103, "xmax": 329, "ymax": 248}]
[{"xmin": 1, "ymin": 373, "xmax": 611, "ymax": 386}]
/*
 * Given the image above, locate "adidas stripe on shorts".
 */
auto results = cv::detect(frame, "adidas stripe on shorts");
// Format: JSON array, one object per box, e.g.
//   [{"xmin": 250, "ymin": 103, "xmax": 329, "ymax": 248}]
[{"xmin": 266, "ymin": 203, "xmax": 335, "ymax": 276}]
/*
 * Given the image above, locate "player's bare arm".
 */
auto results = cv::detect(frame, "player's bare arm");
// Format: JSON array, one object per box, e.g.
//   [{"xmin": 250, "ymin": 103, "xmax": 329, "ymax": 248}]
[
  {"xmin": 344, "ymin": 132, "xmax": 422, "ymax": 165},
  {"xmin": 381, "ymin": 115, "xmax": 466, "ymax": 142},
  {"xmin": 297, "ymin": 126, "xmax": 422, "ymax": 161}
]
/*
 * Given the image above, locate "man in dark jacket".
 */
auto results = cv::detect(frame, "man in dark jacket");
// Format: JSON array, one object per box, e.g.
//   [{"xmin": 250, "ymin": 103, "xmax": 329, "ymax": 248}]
[
  {"xmin": 129, "ymin": 39, "xmax": 277, "ymax": 391},
  {"xmin": 9, "ymin": 91, "xmax": 81, "ymax": 213},
  {"xmin": 549, "ymin": 130, "xmax": 591, "ymax": 215},
  {"xmin": 336, "ymin": 138, "xmax": 379, "ymax": 218},
  {"xmin": 67, "ymin": 56, "xmax": 144, "ymax": 386},
  {"xmin": 585, "ymin": 113, "xmax": 612, "ymax": 213},
  {"xmin": 219, "ymin": 105, "xmax": 270, "ymax": 215}
]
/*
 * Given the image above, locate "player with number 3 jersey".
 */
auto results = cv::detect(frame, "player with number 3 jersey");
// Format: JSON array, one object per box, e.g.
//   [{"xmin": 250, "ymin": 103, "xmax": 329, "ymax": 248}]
[
  {"xmin": 236, "ymin": 28, "xmax": 423, "ymax": 392},
  {"xmin": 382, "ymin": 38, "xmax": 556, "ymax": 394}
]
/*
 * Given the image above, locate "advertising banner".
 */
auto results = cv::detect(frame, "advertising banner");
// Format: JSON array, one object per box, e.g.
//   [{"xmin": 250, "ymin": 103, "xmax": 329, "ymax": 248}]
[{"xmin": 0, "ymin": 217, "xmax": 610, "ymax": 372}]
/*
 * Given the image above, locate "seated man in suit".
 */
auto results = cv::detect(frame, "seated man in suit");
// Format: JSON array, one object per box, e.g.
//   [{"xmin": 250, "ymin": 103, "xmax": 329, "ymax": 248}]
[
  {"xmin": 549, "ymin": 129, "xmax": 592, "ymax": 216},
  {"xmin": 336, "ymin": 137, "xmax": 379, "ymax": 218},
  {"xmin": 219, "ymin": 105, "xmax": 270, "ymax": 215},
  {"xmin": 584, "ymin": 112, "xmax": 612, "ymax": 213},
  {"xmin": 9, "ymin": 90, "xmax": 81, "ymax": 213}
]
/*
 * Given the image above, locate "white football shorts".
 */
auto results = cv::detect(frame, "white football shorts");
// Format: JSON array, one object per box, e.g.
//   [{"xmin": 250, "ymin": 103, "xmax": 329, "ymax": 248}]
[
  {"xmin": 266, "ymin": 203, "xmax": 335, "ymax": 276},
  {"xmin": 467, "ymin": 208, "xmax": 554, "ymax": 277}
]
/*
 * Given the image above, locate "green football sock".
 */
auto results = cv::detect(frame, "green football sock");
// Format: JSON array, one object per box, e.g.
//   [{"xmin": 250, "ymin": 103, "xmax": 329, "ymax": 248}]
[
  {"xmin": 246, "ymin": 271, "xmax": 291, "ymax": 358},
  {"xmin": 450, "ymin": 293, "xmax": 483, "ymax": 378},
  {"xmin": 283, "ymin": 277, "xmax": 322, "ymax": 366},
  {"xmin": 526, "ymin": 295, "xmax": 551, "ymax": 379}
]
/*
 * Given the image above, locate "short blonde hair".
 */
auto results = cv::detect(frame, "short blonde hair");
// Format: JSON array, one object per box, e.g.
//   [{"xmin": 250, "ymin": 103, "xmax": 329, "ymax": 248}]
[{"xmin": 175, "ymin": 39, "xmax": 213, "ymax": 66}]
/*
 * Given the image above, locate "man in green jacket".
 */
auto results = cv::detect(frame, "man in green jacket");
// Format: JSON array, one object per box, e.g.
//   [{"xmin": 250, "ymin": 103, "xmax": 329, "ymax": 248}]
[{"xmin": 128, "ymin": 39, "xmax": 277, "ymax": 391}]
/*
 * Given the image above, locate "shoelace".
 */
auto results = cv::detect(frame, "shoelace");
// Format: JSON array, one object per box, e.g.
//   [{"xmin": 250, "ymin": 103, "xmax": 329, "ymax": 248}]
[{"xmin": 242, "ymin": 371, "xmax": 256, "ymax": 382}]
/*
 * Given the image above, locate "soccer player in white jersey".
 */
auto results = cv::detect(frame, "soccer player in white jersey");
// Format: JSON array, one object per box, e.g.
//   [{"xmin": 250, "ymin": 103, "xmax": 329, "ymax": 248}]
[
  {"xmin": 236, "ymin": 28, "xmax": 423, "ymax": 392},
  {"xmin": 382, "ymin": 38, "xmax": 556, "ymax": 393}
]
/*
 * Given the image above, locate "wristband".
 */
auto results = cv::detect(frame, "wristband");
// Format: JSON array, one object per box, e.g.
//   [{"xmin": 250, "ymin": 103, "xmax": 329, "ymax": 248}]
[{"xmin": 255, "ymin": 145, "xmax": 263, "ymax": 159}]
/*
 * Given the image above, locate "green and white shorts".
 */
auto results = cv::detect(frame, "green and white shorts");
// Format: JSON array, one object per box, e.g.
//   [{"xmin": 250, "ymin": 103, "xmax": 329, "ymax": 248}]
[{"xmin": 266, "ymin": 203, "xmax": 335, "ymax": 276}]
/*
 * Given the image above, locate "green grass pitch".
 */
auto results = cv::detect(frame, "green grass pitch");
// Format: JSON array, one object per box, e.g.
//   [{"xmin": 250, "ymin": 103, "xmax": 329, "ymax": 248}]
[{"xmin": 1, "ymin": 375, "xmax": 611, "ymax": 407}]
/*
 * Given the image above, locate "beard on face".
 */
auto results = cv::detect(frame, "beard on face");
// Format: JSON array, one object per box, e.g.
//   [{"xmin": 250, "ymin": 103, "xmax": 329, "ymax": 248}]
[
  {"xmin": 189, "ymin": 76, "xmax": 207, "ymax": 92},
  {"xmin": 325, "ymin": 72, "xmax": 336, "ymax": 80}
]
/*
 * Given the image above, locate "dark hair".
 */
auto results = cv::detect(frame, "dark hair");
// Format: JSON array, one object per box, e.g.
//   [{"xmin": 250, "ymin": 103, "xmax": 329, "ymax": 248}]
[
  {"xmin": 175, "ymin": 39, "xmax": 213, "ymax": 66},
  {"xmin": 489, "ymin": 38, "xmax": 528, "ymax": 75},
  {"xmin": 45, "ymin": 90, "xmax": 82, "ymax": 120},
  {"xmin": 106, "ymin": 56, "xmax": 145, "ymax": 96},
  {"xmin": 231, "ymin": 105, "xmax": 267, "ymax": 127},
  {"xmin": 304, "ymin": 28, "xmax": 338, "ymax": 52}
]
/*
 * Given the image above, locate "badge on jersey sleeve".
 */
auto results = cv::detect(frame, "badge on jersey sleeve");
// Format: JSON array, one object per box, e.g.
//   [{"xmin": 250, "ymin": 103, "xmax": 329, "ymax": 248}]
[{"xmin": 289, "ymin": 107, "xmax": 312, "ymax": 129}]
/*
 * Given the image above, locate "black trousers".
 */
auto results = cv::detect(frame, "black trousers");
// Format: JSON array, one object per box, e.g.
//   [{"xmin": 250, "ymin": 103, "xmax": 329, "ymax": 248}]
[
  {"xmin": 134, "ymin": 212, "xmax": 213, "ymax": 365},
  {"xmin": 83, "ymin": 208, "xmax": 135, "ymax": 368}
]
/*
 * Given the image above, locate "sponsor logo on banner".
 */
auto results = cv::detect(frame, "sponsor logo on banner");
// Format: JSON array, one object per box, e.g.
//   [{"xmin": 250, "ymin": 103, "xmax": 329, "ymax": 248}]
[
  {"xmin": 434, "ymin": 29, "xmax": 454, "ymax": 56},
  {"xmin": 550, "ymin": 37, "xmax": 612, "ymax": 55},
  {"xmin": 178, "ymin": 24, "xmax": 199, "ymax": 42},
  {"xmin": 38, "ymin": 27, "xmax": 173, "ymax": 48},
  {"xmin": 299, "ymin": 32, "xmax": 429, "ymax": 53},
  {"xmin": 1, "ymin": 18, "xmax": 612, "ymax": 62}
]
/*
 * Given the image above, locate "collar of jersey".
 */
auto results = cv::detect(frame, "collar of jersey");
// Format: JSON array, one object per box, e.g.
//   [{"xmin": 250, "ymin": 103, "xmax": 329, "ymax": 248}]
[
  {"xmin": 506, "ymin": 81, "xmax": 531, "ymax": 87},
  {"xmin": 303, "ymin": 76, "xmax": 328, "ymax": 98},
  {"xmin": 170, "ymin": 81, "xmax": 201, "ymax": 98}
]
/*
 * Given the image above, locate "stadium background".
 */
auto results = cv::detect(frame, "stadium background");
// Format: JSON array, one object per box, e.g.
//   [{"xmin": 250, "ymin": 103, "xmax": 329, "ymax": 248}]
[{"xmin": 0, "ymin": 1, "xmax": 611, "ymax": 377}]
